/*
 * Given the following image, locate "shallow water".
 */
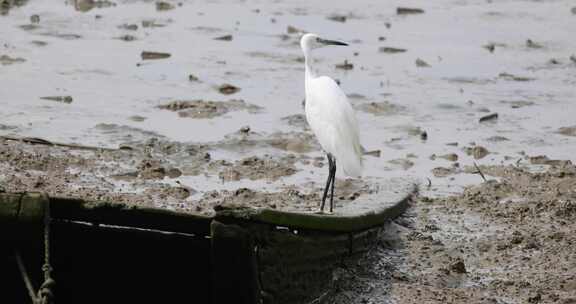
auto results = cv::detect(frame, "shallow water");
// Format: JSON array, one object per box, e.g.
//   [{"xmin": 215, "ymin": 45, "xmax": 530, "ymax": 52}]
[{"xmin": 1, "ymin": 0, "xmax": 575, "ymax": 196}]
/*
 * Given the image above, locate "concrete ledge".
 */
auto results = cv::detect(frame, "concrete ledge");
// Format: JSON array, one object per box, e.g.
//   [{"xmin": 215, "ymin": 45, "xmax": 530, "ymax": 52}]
[{"xmin": 215, "ymin": 179, "xmax": 418, "ymax": 232}]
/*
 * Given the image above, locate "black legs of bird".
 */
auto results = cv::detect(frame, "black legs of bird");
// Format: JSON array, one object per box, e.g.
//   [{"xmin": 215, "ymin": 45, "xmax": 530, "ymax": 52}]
[{"xmin": 320, "ymin": 153, "xmax": 337, "ymax": 213}]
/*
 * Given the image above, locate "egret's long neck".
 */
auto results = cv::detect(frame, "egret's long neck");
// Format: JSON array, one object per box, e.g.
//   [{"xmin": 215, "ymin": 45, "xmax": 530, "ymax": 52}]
[{"xmin": 304, "ymin": 49, "xmax": 316, "ymax": 81}]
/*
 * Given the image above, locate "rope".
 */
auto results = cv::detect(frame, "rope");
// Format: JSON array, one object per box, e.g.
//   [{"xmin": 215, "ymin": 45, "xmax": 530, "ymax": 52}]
[
  {"xmin": 14, "ymin": 195, "xmax": 55, "ymax": 304},
  {"xmin": 37, "ymin": 198, "xmax": 55, "ymax": 304}
]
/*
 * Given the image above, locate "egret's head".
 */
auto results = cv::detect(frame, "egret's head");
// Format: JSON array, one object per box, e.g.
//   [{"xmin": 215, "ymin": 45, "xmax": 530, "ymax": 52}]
[{"xmin": 300, "ymin": 33, "xmax": 348, "ymax": 54}]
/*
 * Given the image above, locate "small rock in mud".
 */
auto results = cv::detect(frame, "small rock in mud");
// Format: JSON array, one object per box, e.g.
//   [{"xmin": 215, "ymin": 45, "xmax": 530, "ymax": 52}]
[
  {"xmin": 356, "ymin": 101, "xmax": 405, "ymax": 116},
  {"xmin": 572, "ymin": 7, "xmax": 576, "ymax": 14},
  {"xmin": 420, "ymin": 131, "xmax": 428, "ymax": 141},
  {"xmin": 528, "ymin": 155, "xmax": 570, "ymax": 166},
  {"xmin": 483, "ymin": 43, "xmax": 496, "ymax": 53},
  {"xmin": 570, "ymin": 55, "xmax": 576, "ymax": 64},
  {"xmin": 31, "ymin": 41, "xmax": 48, "ymax": 47},
  {"xmin": 335, "ymin": 60, "xmax": 353, "ymax": 70},
  {"xmin": 0, "ymin": 55, "xmax": 26, "ymax": 65},
  {"xmin": 465, "ymin": 146, "xmax": 489, "ymax": 159},
  {"xmin": 214, "ymin": 34, "xmax": 233, "ymax": 41},
  {"xmin": 141, "ymin": 51, "xmax": 171, "ymax": 60},
  {"xmin": 498, "ymin": 72, "xmax": 535, "ymax": 82},
  {"xmin": 396, "ymin": 7, "xmax": 425, "ymax": 15},
  {"xmin": 439, "ymin": 153, "xmax": 458, "ymax": 162},
  {"xmin": 327, "ymin": 14, "xmax": 346, "ymax": 22},
  {"xmin": 379, "ymin": 47, "xmax": 407, "ymax": 54},
  {"xmin": 432, "ymin": 166, "xmax": 458, "ymax": 178},
  {"xmin": 217, "ymin": 83, "xmax": 240, "ymax": 95},
  {"xmin": 526, "ymin": 39, "xmax": 544, "ymax": 49},
  {"xmin": 188, "ymin": 74, "xmax": 200, "ymax": 82},
  {"xmin": 142, "ymin": 20, "xmax": 166, "ymax": 28},
  {"xmin": 155, "ymin": 1, "xmax": 174, "ymax": 11},
  {"xmin": 479, "ymin": 112, "xmax": 498, "ymax": 123},
  {"xmin": 286, "ymin": 25, "xmax": 304, "ymax": 34},
  {"xmin": 415, "ymin": 58, "xmax": 430, "ymax": 67},
  {"xmin": 158, "ymin": 99, "xmax": 261, "ymax": 119},
  {"xmin": 40, "ymin": 96, "xmax": 73, "ymax": 104},
  {"xmin": 118, "ymin": 23, "xmax": 138, "ymax": 31},
  {"xmin": 30, "ymin": 14, "xmax": 40, "ymax": 24},
  {"xmin": 117, "ymin": 34, "xmax": 137, "ymax": 42},
  {"xmin": 555, "ymin": 126, "xmax": 576, "ymax": 137}
]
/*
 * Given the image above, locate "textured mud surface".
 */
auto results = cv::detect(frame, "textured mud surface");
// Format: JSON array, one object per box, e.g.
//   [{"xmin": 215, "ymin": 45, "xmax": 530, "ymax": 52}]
[
  {"xmin": 331, "ymin": 161, "xmax": 576, "ymax": 304},
  {"xmin": 0, "ymin": 138, "xmax": 374, "ymax": 216}
]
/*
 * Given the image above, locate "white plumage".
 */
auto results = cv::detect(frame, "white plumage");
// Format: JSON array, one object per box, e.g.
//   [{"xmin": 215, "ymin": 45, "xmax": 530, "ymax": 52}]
[
  {"xmin": 305, "ymin": 76, "xmax": 363, "ymax": 176},
  {"xmin": 300, "ymin": 33, "xmax": 363, "ymax": 212}
]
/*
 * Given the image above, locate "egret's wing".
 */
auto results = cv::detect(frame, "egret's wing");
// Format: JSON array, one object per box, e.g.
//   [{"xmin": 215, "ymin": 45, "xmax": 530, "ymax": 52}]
[{"xmin": 306, "ymin": 76, "xmax": 363, "ymax": 176}]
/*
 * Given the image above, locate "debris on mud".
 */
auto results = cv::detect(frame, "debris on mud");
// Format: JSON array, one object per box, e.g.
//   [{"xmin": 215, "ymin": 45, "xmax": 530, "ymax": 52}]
[
  {"xmin": 498, "ymin": 72, "xmax": 535, "ymax": 82},
  {"xmin": 556, "ymin": 125, "xmax": 576, "ymax": 137},
  {"xmin": 327, "ymin": 14, "xmax": 346, "ymax": 22},
  {"xmin": 396, "ymin": 7, "xmax": 425, "ymax": 15},
  {"xmin": 379, "ymin": 47, "xmax": 407, "ymax": 54},
  {"xmin": 335, "ymin": 60, "xmax": 353, "ymax": 70},
  {"xmin": 286, "ymin": 25, "xmax": 304, "ymax": 34},
  {"xmin": 118, "ymin": 23, "xmax": 138, "ymax": 31},
  {"xmin": 479, "ymin": 112, "xmax": 498, "ymax": 123},
  {"xmin": 40, "ymin": 96, "xmax": 73, "ymax": 104},
  {"xmin": 188, "ymin": 74, "xmax": 200, "ymax": 82},
  {"xmin": 217, "ymin": 83, "xmax": 241, "ymax": 95},
  {"xmin": 438, "ymin": 153, "xmax": 458, "ymax": 162},
  {"xmin": 526, "ymin": 38, "xmax": 544, "ymax": 49},
  {"xmin": 0, "ymin": 55, "xmax": 25, "ymax": 65},
  {"xmin": 142, "ymin": 20, "xmax": 166, "ymax": 28},
  {"xmin": 464, "ymin": 145, "xmax": 489, "ymax": 159},
  {"xmin": 214, "ymin": 34, "xmax": 233, "ymax": 41},
  {"xmin": 158, "ymin": 99, "xmax": 261, "ymax": 119},
  {"xmin": 155, "ymin": 1, "xmax": 174, "ymax": 11},
  {"xmin": 415, "ymin": 58, "xmax": 430, "ymax": 67},
  {"xmin": 141, "ymin": 51, "xmax": 171, "ymax": 60}
]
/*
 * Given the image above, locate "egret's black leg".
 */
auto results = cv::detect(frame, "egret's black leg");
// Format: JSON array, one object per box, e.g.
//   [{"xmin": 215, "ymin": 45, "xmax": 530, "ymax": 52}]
[
  {"xmin": 329, "ymin": 160, "xmax": 336, "ymax": 213},
  {"xmin": 320, "ymin": 154, "xmax": 334, "ymax": 212}
]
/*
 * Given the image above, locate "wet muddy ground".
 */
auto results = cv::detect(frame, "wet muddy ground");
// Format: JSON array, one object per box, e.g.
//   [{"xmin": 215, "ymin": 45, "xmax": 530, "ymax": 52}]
[{"xmin": 1, "ymin": 0, "xmax": 576, "ymax": 302}]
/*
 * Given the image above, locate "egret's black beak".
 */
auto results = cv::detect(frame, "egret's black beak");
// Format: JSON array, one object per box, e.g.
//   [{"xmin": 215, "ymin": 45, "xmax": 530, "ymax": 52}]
[{"xmin": 318, "ymin": 38, "xmax": 348, "ymax": 46}]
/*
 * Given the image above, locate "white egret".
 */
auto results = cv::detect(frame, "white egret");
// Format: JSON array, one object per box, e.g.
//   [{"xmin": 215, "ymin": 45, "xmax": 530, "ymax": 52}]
[{"xmin": 300, "ymin": 33, "xmax": 363, "ymax": 213}]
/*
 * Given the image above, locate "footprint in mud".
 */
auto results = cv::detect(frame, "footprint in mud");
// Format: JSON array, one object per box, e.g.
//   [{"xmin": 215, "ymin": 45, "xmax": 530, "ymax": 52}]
[{"xmin": 158, "ymin": 99, "xmax": 262, "ymax": 119}]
